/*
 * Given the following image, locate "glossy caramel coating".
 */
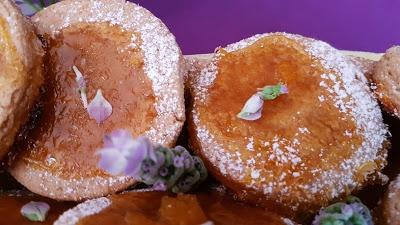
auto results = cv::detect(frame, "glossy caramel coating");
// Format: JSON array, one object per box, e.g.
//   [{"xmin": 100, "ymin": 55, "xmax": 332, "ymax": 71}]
[
  {"xmin": 188, "ymin": 33, "xmax": 388, "ymax": 217},
  {"xmin": 9, "ymin": 0, "xmax": 185, "ymax": 201},
  {"xmin": 0, "ymin": 0, "xmax": 43, "ymax": 160},
  {"xmin": 55, "ymin": 191, "xmax": 294, "ymax": 225}
]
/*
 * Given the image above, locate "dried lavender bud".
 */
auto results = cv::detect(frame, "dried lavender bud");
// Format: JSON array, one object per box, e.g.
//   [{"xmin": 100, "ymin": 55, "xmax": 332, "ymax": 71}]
[
  {"xmin": 97, "ymin": 132, "xmax": 208, "ymax": 193},
  {"xmin": 172, "ymin": 170, "xmax": 201, "ymax": 193},
  {"xmin": 194, "ymin": 156, "xmax": 208, "ymax": 182},
  {"xmin": 237, "ymin": 84, "xmax": 288, "ymax": 121},
  {"xmin": 312, "ymin": 196, "xmax": 372, "ymax": 225}
]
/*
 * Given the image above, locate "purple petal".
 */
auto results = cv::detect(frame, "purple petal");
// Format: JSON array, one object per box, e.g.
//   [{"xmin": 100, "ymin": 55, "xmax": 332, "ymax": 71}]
[
  {"xmin": 242, "ymin": 93, "xmax": 264, "ymax": 113},
  {"xmin": 15, "ymin": 1, "xmax": 40, "ymax": 16},
  {"xmin": 124, "ymin": 141, "xmax": 149, "ymax": 177},
  {"xmin": 72, "ymin": 66, "xmax": 86, "ymax": 90},
  {"xmin": 280, "ymin": 85, "xmax": 289, "ymax": 94},
  {"xmin": 237, "ymin": 107, "xmax": 263, "ymax": 121},
  {"xmin": 72, "ymin": 66, "xmax": 88, "ymax": 108},
  {"xmin": 97, "ymin": 148, "xmax": 128, "ymax": 175},
  {"xmin": 104, "ymin": 129, "xmax": 133, "ymax": 149},
  {"xmin": 341, "ymin": 204, "xmax": 354, "ymax": 218},
  {"xmin": 153, "ymin": 180, "xmax": 167, "ymax": 191},
  {"xmin": 87, "ymin": 89, "xmax": 113, "ymax": 123},
  {"xmin": 137, "ymin": 136, "xmax": 156, "ymax": 162},
  {"xmin": 21, "ymin": 201, "xmax": 50, "ymax": 222}
]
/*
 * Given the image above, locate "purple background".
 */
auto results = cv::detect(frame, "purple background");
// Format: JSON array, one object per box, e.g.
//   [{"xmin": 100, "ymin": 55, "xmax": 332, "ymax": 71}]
[{"xmin": 133, "ymin": 0, "xmax": 400, "ymax": 55}]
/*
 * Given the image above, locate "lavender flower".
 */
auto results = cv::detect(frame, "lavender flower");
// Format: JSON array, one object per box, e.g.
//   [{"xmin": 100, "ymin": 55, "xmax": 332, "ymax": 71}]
[
  {"xmin": 97, "ymin": 130, "xmax": 208, "ymax": 193},
  {"xmin": 87, "ymin": 89, "xmax": 113, "ymax": 123},
  {"xmin": 21, "ymin": 201, "xmax": 50, "ymax": 222},
  {"xmin": 312, "ymin": 196, "xmax": 373, "ymax": 225},
  {"xmin": 238, "ymin": 84, "xmax": 288, "ymax": 121},
  {"xmin": 97, "ymin": 130, "xmax": 152, "ymax": 176},
  {"xmin": 237, "ymin": 93, "xmax": 264, "ymax": 121}
]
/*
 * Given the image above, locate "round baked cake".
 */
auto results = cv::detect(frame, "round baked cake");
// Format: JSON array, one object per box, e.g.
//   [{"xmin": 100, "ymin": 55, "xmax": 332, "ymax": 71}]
[
  {"xmin": 188, "ymin": 33, "xmax": 389, "ymax": 217},
  {"xmin": 8, "ymin": 0, "xmax": 185, "ymax": 201},
  {"xmin": 0, "ymin": 0, "xmax": 43, "ymax": 160},
  {"xmin": 372, "ymin": 46, "xmax": 400, "ymax": 118},
  {"xmin": 381, "ymin": 174, "xmax": 400, "ymax": 225},
  {"xmin": 54, "ymin": 190, "xmax": 297, "ymax": 225}
]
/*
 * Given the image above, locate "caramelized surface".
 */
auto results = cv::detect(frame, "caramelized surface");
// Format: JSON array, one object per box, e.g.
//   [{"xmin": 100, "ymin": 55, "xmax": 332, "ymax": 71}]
[
  {"xmin": 192, "ymin": 35, "xmax": 364, "ymax": 213},
  {"xmin": 77, "ymin": 191, "xmax": 288, "ymax": 225},
  {"xmin": 11, "ymin": 23, "xmax": 156, "ymax": 178},
  {"xmin": 0, "ymin": 192, "xmax": 75, "ymax": 225}
]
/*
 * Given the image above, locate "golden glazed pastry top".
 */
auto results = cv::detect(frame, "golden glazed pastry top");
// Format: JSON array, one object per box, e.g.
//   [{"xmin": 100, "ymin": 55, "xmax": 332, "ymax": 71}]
[{"xmin": 188, "ymin": 33, "xmax": 388, "ymax": 216}]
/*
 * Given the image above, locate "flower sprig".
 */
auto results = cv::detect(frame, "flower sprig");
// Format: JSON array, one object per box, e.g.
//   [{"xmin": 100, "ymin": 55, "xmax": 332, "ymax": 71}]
[
  {"xmin": 312, "ymin": 196, "xmax": 373, "ymax": 225},
  {"xmin": 97, "ymin": 130, "xmax": 207, "ymax": 193},
  {"xmin": 237, "ymin": 84, "xmax": 288, "ymax": 121}
]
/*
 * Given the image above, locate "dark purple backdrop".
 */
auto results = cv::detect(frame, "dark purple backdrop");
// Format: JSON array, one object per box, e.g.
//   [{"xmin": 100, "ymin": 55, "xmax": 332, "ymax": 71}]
[{"xmin": 132, "ymin": 0, "xmax": 400, "ymax": 54}]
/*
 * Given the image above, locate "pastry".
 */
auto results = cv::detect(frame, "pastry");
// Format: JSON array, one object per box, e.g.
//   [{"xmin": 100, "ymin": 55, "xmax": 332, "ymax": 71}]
[
  {"xmin": 371, "ymin": 46, "xmax": 400, "ymax": 117},
  {"xmin": 54, "ymin": 190, "xmax": 296, "ymax": 225},
  {"xmin": 0, "ymin": 0, "xmax": 43, "ymax": 160},
  {"xmin": 348, "ymin": 56, "xmax": 376, "ymax": 82},
  {"xmin": 187, "ymin": 33, "xmax": 389, "ymax": 217},
  {"xmin": 381, "ymin": 174, "xmax": 400, "ymax": 225},
  {"xmin": 9, "ymin": 0, "xmax": 185, "ymax": 201}
]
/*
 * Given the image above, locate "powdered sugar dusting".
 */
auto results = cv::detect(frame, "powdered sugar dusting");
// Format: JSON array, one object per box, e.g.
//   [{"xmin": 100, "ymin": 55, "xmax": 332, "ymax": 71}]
[
  {"xmin": 190, "ymin": 32, "xmax": 388, "ymax": 211},
  {"xmin": 9, "ymin": 162, "xmax": 133, "ymax": 201},
  {"xmin": 54, "ymin": 197, "xmax": 111, "ymax": 225}
]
